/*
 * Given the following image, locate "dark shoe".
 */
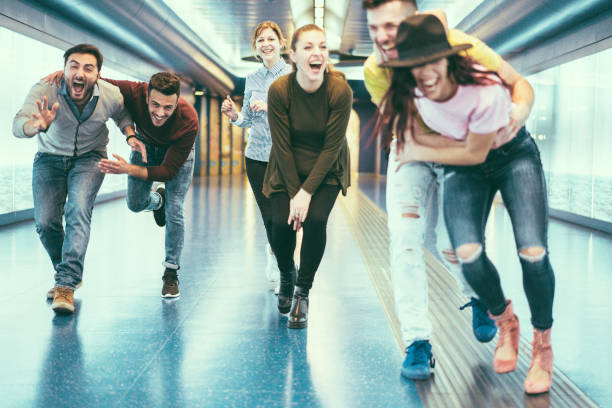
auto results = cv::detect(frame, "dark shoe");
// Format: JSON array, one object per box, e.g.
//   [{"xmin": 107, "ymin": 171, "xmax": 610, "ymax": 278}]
[
  {"xmin": 401, "ymin": 340, "xmax": 435, "ymax": 380},
  {"xmin": 277, "ymin": 266, "xmax": 296, "ymax": 314},
  {"xmin": 288, "ymin": 286, "xmax": 309, "ymax": 329},
  {"xmin": 161, "ymin": 270, "xmax": 180, "ymax": 298},
  {"xmin": 51, "ymin": 287, "xmax": 75, "ymax": 314},
  {"xmin": 47, "ymin": 280, "xmax": 82, "ymax": 300},
  {"xmin": 460, "ymin": 297, "xmax": 497, "ymax": 343},
  {"xmin": 153, "ymin": 187, "xmax": 166, "ymax": 227}
]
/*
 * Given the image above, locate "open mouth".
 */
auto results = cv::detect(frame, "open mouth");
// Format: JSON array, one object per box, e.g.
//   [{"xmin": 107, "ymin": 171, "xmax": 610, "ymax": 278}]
[
  {"xmin": 72, "ymin": 80, "xmax": 85, "ymax": 97},
  {"xmin": 309, "ymin": 62, "xmax": 323, "ymax": 73},
  {"xmin": 420, "ymin": 78, "xmax": 439, "ymax": 94}
]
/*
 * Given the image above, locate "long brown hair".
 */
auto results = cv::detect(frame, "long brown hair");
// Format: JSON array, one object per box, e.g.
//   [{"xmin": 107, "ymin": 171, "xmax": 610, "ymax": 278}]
[
  {"xmin": 290, "ymin": 24, "xmax": 346, "ymax": 81},
  {"xmin": 374, "ymin": 54, "xmax": 504, "ymax": 149},
  {"xmin": 251, "ymin": 21, "xmax": 285, "ymax": 60}
]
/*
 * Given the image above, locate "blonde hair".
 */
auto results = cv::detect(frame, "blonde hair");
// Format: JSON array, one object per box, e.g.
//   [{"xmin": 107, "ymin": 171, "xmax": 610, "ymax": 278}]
[
  {"xmin": 251, "ymin": 21, "xmax": 285, "ymax": 59},
  {"xmin": 290, "ymin": 24, "xmax": 345, "ymax": 80}
]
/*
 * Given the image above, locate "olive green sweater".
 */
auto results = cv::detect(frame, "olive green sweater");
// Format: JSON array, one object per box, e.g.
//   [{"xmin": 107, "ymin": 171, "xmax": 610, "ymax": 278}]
[{"xmin": 263, "ymin": 72, "xmax": 352, "ymax": 198}]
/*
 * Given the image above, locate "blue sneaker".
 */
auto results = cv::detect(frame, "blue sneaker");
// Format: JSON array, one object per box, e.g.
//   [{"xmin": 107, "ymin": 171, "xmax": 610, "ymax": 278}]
[
  {"xmin": 460, "ymin": 297, "xmax": 497, "ymax": 343},
  {"xmin": 401, "ymin": 340, "xmax": 435, "ymax": 380}
]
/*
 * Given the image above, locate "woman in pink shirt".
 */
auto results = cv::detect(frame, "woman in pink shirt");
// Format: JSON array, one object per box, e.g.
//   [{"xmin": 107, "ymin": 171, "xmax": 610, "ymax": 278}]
[{"xmin": 376, "ymin": 15, "xmax": 555, "ymax": 394}]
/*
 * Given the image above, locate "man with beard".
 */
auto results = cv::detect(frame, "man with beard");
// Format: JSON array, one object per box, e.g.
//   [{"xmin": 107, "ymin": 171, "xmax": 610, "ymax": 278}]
[
  {"xmin": 13, "ymin": 44, "xmax": 133, "ymax": 314},
  {"xmin": 42, "ymin": 70, "xmax": 199, "ymax": 299},
  {"xmin": 97, "ymin": 73, "xmax": 198, "ymax": 299}
]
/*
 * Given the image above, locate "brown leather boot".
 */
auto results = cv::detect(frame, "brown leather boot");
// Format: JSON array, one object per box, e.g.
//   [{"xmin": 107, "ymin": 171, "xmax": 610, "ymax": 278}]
[
  {"xmin": 524, "ymin": 328, "xmax": 553, "ymax": 394},
  {"xmin": 51, "ymin": 287, "xmax": 75, "ymax": 314},
  {"xmin": 489, "ymin": 300, "xmax": 519, "ymax": 373}
]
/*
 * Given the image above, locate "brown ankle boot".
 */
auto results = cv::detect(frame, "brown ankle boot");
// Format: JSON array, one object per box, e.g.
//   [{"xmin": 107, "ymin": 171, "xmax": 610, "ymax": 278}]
[
  {"xmin": 524, "ymin": 328, "xmax": 553, "ymax": 394},
  {"xmin": 489, "ymin": 300, "xmax": 519, "ymax": 373}
]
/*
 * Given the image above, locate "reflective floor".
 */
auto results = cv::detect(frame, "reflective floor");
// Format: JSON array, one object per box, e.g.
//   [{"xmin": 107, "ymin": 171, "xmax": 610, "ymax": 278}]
[
  {"xmin": 1, "ymin": 175, "xmax": 419, "ymax": 408},
  {"xmin": 357, "ymin": 174, "xmax": 612, "ymax": 408},
  {"xmin": 1, "ymin": 174, "xmax": 610, "ymax": 407}
]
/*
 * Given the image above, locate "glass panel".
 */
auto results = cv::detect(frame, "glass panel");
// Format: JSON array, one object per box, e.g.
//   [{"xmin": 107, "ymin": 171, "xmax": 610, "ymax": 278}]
[
  {"xmin": 1, "ymin": 26, "xmax": 142, "ymax": 217},
  {"xmin": 526, "ymin": 46, "xmax": 612, "ymax": 223}
]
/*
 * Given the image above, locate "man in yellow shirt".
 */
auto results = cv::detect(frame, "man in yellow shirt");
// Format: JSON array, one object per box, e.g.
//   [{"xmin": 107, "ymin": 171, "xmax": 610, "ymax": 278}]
[{"xmin": 362, "ymin": 0, "xmax": 534, "ymax": 380}]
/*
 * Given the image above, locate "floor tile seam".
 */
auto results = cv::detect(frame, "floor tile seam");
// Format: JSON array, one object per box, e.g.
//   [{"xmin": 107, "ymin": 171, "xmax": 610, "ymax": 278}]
[{"xmin": 113, "ymin": 272, "xmax": 222, "ymax": 407}]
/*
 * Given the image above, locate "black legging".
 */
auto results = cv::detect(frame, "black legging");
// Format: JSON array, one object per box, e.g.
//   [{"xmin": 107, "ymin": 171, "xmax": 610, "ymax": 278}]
[
  {"xmin": 245, "ymin": 157, "xmax": 273, "ymax": 245},
  {"xmin": 269, "ymin": 184, "xmax": 340, "ymax": 290}
]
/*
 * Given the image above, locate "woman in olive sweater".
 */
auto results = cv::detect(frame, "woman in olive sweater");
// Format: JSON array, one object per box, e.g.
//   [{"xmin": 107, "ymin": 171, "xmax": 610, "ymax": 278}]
[{"xmin": 263, "ymin": 24, "xmax": 353, "ymax": 329}]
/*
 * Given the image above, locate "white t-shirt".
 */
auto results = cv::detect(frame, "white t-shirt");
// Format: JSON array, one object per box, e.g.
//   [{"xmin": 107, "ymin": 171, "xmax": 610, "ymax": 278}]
[{"xmin": 414, "ymin": 80, "xmax": 513, "ymax": 146}]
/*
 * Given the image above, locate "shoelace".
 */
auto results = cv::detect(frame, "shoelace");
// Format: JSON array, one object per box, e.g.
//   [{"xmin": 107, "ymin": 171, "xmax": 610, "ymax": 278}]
[
  {"xmin": 163, "ymin": 276, "xmax": 178, "ymax": 286},
  {"xmin": 409, "ymin": 341, "xmax": 436, "ymax": 368},
  {"xmin": 460, "ymin": 299, "xmax": 489, "ymax": 327}
]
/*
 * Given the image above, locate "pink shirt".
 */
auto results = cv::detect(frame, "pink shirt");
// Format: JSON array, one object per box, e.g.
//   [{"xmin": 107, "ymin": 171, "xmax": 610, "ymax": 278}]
[{"xmin": 415, "ymin": 80, "xmax": 513, "ymax": 147}]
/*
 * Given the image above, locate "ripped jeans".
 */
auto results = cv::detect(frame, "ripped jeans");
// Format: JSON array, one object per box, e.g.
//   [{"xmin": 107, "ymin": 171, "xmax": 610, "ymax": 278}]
[
  {"xmin": 443, "ymin": 129, "xmax": 555, "ymax": 330},
  {"xmin": 387, "ymin": 141, "xmax": 476, "ymax": 345}
]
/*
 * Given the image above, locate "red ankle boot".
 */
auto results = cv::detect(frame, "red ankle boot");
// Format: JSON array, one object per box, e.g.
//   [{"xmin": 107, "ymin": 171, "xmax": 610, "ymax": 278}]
[
  {"xmin": 524, "ymin": 328, "xmax": 553, "ymax": 394},
  {"xmin": 489, "ymin": 300, "xmax": 519, "ymax": 373}
]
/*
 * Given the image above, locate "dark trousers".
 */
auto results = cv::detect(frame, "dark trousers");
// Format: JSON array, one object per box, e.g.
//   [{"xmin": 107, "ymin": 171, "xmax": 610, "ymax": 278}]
[
  {"xmin": 245, "ymin": 157, "xmax": 273, "ymax": 245},
  {"xmin": 443, "ymin": 128, "xmax": 555, "ymax": 330},
  {"xmin": 269, "ymin": 184, "xmax": 340, "ymax": 290}
]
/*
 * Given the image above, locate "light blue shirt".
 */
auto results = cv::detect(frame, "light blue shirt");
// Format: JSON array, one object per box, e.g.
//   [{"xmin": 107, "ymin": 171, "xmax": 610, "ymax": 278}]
[{"xmin": 232, "ymin": 58, "xmax": 292, "ymax": 162}]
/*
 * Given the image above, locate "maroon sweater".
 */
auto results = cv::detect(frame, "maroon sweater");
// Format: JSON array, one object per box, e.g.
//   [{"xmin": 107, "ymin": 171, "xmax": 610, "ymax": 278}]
[{"xmin": 104, "ymin": 79, "xmax": 199, "ymax": 181}]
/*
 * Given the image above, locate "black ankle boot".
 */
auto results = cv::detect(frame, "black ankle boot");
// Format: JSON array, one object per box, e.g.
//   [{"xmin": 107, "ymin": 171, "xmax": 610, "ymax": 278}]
[
  {"xmin": 288, "ymin": 286, "xmax": 309, "ymax": 329},
  {"xmin": 277, "ymin": 266, "xmax": 296, "ymax": 314}
]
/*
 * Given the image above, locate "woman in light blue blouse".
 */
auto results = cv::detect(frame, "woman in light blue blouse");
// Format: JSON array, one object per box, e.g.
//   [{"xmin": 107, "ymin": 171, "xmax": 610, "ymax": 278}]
[{"xmin": 222, "ymin": 21, "xmax": 292, "ymax": 292}]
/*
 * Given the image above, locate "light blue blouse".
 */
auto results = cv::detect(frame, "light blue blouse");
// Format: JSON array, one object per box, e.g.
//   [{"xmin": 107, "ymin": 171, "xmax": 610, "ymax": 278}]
[{"xmin": 231, "ymin": 58, "xmax": 292, "ymax": 162}]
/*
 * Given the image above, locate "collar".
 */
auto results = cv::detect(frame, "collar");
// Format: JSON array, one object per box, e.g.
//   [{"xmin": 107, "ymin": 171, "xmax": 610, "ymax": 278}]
[
  {"xmin": 60, "ymin": 78, "xmax": 100, "ymax": 101},
  {"xmin": 258, "ymin": 58, "xmax": 289, "ymax": 76}
]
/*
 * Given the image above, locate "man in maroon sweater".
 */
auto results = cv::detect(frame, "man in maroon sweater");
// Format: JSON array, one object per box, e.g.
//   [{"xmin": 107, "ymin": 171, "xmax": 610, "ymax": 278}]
[{"xmin": 98, "ymin": 72, "xmax": 199, "ymax": 298}]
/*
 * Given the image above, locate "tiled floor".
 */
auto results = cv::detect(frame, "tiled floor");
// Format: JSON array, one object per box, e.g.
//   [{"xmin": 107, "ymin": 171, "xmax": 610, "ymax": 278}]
[
  {"xmin": 1, "ymin": 173, "xmax": 610, "ymax": 407},
  {"xmin": 1, "ymin": 175, "xmax": 420, "ymax": 408}
]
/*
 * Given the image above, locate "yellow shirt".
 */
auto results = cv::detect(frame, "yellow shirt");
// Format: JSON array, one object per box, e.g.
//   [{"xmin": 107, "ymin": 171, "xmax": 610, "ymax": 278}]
[{"xmin": 363, "ymin": 28, "xmax": 503, "ymax": 106}]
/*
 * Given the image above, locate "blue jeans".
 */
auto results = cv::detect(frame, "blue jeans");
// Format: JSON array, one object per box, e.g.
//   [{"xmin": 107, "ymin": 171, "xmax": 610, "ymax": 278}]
[
  {"xmin": 126, "ymin": 139, "xmax": 195, "ymax": 270},
  {"xmin": 33, "ymin": 151, "xmax": 106, "ymax": 289},
  {"xmin": 443, "ymin": 128, "xmax": 555, "ymax": 330}
]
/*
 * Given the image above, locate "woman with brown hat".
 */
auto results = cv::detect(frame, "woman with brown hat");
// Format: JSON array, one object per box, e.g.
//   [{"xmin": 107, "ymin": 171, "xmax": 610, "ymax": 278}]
[{"xmin": 376, "ymin": 14, "xmax": 556, "ymax": 394}]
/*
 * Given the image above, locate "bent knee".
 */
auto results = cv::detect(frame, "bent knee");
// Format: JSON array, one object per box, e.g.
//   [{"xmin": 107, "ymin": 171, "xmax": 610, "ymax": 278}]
[
  {"xmin": 126, "ymin": 198, "xmax": 146, "ymax": 213},
  {"xmin": 519, "ymin": 246, "xmax": 546, "ymax": 262},
  {"xmin": 456, "ymin": 243, "xmax": 482, "ymax": 263}
]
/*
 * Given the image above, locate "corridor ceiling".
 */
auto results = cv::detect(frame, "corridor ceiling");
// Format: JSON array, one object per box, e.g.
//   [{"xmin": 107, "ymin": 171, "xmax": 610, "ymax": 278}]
[{"xmin": 162, "ymin": 0, "xmax": 485, "ymax": 78}]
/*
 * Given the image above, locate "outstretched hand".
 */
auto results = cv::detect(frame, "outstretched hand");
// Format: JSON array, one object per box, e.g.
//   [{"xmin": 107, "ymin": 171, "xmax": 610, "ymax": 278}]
[
  {"xmin": 33, "ymin": 96, "xmax": 59, "ymax": 132},
  {"xmin": 99, "ymin": 154, "xmax": 131, "ymax": 174}
]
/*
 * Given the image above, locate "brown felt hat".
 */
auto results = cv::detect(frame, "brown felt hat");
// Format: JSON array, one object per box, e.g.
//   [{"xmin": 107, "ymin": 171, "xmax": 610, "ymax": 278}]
[{"xmin": 380, "ymin": 14, "xmax": 472, "ymax": 68}]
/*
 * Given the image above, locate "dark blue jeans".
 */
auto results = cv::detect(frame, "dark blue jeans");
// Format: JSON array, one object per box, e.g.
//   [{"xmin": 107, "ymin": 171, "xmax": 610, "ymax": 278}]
[
  {"xmin": 126, "ymin": 139, "xmax": 194, "ymax": 270},
  {"xmin": 443, "ymin": 129, "xmax": 555, "ymax": 330},
  {"xmin": 33, "ymin": 151, "xmax": 106, "ymax": 289}
]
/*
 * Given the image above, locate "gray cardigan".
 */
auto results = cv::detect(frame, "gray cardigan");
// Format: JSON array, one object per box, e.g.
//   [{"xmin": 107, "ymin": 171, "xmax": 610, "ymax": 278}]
[{"xmin": 12, "ymin": 80, "xmax": 133, "ymax": 156}]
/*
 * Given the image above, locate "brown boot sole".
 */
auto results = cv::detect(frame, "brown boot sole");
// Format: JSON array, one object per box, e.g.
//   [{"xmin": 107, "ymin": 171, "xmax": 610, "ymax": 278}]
[{"xmin": 51, "ymin": 301, "xmax": 75, "ymax": 314}]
